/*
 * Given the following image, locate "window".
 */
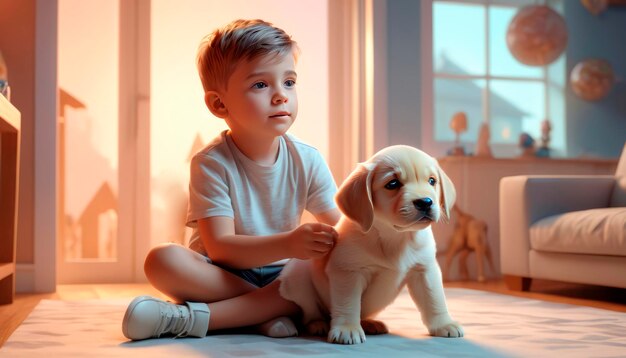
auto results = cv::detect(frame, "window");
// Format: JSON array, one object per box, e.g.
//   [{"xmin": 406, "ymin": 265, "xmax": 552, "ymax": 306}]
[{"xmin": 427, "ymin": 0, "xmax": 565, "ymax": 157}]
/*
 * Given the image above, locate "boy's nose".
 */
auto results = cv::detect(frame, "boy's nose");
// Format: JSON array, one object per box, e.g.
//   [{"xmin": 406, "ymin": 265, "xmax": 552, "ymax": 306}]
[{"xmin": 272, "ymin": 92, "xmax": 288, "ymax": 104}]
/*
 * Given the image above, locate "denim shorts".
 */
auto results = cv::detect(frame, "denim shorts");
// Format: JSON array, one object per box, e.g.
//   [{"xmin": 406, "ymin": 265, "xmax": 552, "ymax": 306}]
[{"xmin": 205, "ymin": 256, "xmax": 283, "ymax": 288}]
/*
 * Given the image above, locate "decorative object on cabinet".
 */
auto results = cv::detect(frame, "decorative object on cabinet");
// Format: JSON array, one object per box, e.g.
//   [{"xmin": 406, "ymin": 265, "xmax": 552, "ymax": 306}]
[
  {"xmin": 475, "ymin": 122, "xmax": 493, "ymax": 158},
  {"xmin": 518, "ymin": 132, "xmax": 535, "ymax": 157},
  {"xmin": 570, "ymin": 59, "xmax": 614, "ymax": 101},
  {"xmin": 535, "ymin": 119, "xmax": 552, "ymax": 158},
  {"xmin": 506, "ymin": 5, "xmax": 568, "ymax": 66},
  {"xmin": 448, "ymin": 111, "xmax": 467, "ymax": 156},
  {"xmin": 443, "ymin": 206, "xmax": 494, "ymax": 282}
]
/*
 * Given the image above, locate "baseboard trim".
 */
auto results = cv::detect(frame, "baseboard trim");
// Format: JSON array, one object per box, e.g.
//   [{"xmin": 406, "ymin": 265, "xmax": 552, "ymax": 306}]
[{"xmin": 15, "ymin": 264, "xmax": 35, "ymax": 293}]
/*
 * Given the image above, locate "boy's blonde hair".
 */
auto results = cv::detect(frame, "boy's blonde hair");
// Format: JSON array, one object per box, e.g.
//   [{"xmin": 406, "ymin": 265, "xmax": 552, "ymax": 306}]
[{"xmin": 197, "ymin": 19, "xmax": 299, "ymax": 93}]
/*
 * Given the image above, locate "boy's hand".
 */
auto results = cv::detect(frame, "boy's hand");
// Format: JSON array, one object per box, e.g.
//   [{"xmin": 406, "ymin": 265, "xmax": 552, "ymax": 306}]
[{"xmin": 288, "ymin": 223, "xmax": 338, "ymax": 259}]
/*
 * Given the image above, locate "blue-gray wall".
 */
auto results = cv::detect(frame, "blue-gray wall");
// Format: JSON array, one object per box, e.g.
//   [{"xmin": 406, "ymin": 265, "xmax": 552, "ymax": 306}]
[
  {"xmin": 385, "ymin": 0, "xmax": 626, "ymax": 159},
  {"xmin": 564, "ymin": 2, "xmax": 626, "ymax": 158},
  {"xmin": 386, "ymin": 0, "xmax": 422, "ymax": 150}
]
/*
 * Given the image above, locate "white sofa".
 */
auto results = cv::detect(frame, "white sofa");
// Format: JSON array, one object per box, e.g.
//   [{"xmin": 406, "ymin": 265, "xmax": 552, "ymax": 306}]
[{"xmin": 499, "ymin": 144, "xmax": 626, "ymax": 291}]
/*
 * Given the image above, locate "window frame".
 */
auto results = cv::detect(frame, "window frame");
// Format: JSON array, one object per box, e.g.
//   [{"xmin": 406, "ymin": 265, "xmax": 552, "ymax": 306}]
[{"xmin": 421, "ymin": 0, "xmax": 563, "ymax": 158}]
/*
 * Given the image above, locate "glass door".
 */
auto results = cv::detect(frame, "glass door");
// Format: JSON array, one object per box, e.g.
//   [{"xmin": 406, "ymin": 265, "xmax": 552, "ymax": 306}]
[{"xmin": 57, "ymin": 0, "xmax": 146, "ymax": 283}]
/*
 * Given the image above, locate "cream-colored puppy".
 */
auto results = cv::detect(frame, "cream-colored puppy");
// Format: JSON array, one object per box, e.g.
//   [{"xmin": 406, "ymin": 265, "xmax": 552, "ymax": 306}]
[{"xmin": 279, "ymin": 145, "xmax": 463, "ymax": 344}]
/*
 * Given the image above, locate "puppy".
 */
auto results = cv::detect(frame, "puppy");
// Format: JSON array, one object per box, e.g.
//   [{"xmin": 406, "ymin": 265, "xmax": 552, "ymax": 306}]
[{"xmin": 279, "ymin": 145, "xmax": 463, "ymax": 344}]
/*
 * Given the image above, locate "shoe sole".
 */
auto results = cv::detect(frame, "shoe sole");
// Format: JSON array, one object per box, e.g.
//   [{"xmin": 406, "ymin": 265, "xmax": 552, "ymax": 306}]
[{"xmin": 122, "ymin": 295, "xmax": 157, "ymax": 340}]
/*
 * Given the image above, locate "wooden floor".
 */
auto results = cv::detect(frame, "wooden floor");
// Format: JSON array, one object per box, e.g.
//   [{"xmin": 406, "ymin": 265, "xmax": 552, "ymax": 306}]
[{"xmin": 1, "ymin": 279, "xmax": 625, "ymax": 348}]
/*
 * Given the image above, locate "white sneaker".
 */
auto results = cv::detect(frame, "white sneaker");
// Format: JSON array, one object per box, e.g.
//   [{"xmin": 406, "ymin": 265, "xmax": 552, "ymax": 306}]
[
  {"xmin": 257, "ymin": 316, "xmax": 298, "ymax": 337},
  {"xmin": 122, "ymin": 295, "xmax": 210, "ymax": 340}
]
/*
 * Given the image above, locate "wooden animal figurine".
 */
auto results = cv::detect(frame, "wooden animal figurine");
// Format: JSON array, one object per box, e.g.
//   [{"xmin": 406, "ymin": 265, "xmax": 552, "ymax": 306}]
[{"xmin": 444, "ymin": 206, "xmax": 494, "ymax": 282}]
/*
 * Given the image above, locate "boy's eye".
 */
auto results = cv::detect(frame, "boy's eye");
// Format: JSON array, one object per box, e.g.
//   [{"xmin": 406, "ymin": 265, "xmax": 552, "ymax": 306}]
[
  {"xmin": 252, "ymin": 82, "xmax": 267, "ymax": 89},
  {"xmin": 384, "ymin": 179, "xmax": 402, "ymax": 190},
  {"xmin": 284, "ymin": 79, "xmax": 296, "ymax": 87},
  {"xmin": 428, "ymin": 177, "xmax": 437, "ymax": 186}
]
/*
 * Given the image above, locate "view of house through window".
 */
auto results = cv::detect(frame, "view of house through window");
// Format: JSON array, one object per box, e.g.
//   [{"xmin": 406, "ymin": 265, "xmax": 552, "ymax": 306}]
[{"xmin": 432, "ymin": 0, "xmax": 564, "ymax": 156}]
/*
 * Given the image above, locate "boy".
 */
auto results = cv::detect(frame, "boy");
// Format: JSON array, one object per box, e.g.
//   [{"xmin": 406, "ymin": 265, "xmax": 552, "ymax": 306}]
[{"xmin": 122, "ymin": 19, "xmax": 340, "ymax": 340}]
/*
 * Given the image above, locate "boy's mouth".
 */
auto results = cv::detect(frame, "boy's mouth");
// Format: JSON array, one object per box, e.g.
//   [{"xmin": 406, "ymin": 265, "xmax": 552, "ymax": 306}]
[{"xmin": 270, "ymin": 111, "xmax": 290, "ymax": 118}]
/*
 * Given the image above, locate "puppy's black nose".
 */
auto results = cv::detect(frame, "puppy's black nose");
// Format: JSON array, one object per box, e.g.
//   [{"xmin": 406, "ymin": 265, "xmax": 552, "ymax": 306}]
[{"xmin": 414, "ymin": 198, "xmax": 433, "ymax": 211}]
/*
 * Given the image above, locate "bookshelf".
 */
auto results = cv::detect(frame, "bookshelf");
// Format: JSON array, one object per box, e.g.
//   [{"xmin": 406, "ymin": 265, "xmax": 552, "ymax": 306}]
[{"xmin": 0, "ymin": 95, "xmax": 20, "ymax": 304}]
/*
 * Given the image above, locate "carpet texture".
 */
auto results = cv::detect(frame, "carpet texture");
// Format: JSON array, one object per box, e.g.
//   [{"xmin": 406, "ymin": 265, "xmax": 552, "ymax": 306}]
[{"xmin": 2, "ymin": 288, "xmax": 625, "ymax": 357}]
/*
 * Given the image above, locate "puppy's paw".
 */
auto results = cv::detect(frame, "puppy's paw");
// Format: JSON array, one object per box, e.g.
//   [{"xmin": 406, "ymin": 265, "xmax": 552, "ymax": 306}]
[
  {"xmin": 306, "ymin": 320, "xmax": 329, "ymax": 336},
  {"xmin": 360, "ymin": 319, "xmax": 388, "ymax": 335},
  {"xmin": 327, "ymin": 323, "xmax": 366, "ymax": 344},
  {"xmin": 428, "ymin": 320, "xmax": 464, "ymax": 338}
]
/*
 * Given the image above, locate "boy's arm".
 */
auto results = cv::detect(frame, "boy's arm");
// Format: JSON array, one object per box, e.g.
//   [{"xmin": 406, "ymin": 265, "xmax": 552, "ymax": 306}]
[
  {"xmin": 314, "ymin": 208, "xmax": 341, "ymax": 226},
  {"xmin": 198, "ymin": 216, "xmax": 337, "ymax": 269}
]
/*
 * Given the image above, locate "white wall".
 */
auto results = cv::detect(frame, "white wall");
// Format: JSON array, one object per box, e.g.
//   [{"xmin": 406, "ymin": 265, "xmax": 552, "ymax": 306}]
[{"xmin": 59, "ymin": 0, "xmax": 119, "ymax": 169}]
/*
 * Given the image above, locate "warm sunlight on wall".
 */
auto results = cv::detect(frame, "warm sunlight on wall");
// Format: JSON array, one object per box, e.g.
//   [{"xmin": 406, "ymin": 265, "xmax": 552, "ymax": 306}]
[
  {"xmin": 59, "ymin": 0, "xmax": 119, "ymax": 168},
  {"xmin": 58, "ymin": 0, "xmax": 120, "ymax": 260},
  {"xmin": 150, "ymin": 0, "xmax": 329, "ymax": 245}
]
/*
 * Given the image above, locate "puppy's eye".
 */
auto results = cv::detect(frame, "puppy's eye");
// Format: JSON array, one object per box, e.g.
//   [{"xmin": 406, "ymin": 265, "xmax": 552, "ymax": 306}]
[
  {"xmin": 428, "ymin": 177, "xmax": 437, "ymax": 186},
  {"xmin": 384, "ymin": 179, "xmax": 403, "ymax": 190}
]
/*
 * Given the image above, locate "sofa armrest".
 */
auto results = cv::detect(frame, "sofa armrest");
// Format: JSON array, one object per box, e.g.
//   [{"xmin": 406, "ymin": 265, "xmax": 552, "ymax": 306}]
[{"xmin": 499, "ymin": 175, "xmax": 615, "ymax": 277}]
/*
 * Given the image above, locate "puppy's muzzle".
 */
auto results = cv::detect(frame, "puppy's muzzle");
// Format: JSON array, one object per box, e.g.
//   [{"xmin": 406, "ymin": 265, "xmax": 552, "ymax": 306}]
[
  {"xmin": 413, "ymin": 197, "xmax": 433, "ymax": 212},
  {"xmin": 413, "ymin": 197, "xmax": 435, "ymax": 222}
]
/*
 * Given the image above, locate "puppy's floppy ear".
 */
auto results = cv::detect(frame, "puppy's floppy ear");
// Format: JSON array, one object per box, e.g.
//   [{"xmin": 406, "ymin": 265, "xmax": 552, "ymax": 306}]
[
  {"xmin": 436, "ymin": 164, "xmax": 456, "ymax": 222},
  {"xmin": 335, "ymin": 162, "xmax": 376, "ymax": 232}
]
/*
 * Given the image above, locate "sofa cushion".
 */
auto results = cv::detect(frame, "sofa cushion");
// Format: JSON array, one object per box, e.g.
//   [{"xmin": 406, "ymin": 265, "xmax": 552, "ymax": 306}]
[{"xmin": 530, "ymin": 207, "xmax": 626, "ymax": 256}]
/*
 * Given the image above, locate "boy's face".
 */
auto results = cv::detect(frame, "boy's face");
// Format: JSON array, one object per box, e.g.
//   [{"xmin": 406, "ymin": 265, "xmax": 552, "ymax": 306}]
[{"xmin": 219, "ymin": 51, "xmax": 298, "ymax": 140}]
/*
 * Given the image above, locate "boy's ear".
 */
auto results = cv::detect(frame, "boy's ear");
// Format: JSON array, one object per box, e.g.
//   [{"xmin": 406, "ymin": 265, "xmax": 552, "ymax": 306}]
[{"xmin": 205, "ymin": 91, "xmax": 228, "ymax": 118}]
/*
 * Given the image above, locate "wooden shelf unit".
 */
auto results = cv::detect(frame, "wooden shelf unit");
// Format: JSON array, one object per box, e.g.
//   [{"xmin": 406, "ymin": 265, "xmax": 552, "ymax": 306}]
[{"xmin": 0, "ymin": 95, "xmax": 20, "ymax": 305}]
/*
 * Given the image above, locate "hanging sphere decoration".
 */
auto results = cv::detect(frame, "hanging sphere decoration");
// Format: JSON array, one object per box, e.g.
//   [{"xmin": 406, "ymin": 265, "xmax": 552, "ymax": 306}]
[
  {"xmin": 570, "ymin": 59, "xmax": 615, "ymax": 101},
  {"xmin": 506, "ymin": 5, "xmax": 568, "ymax": 66}
]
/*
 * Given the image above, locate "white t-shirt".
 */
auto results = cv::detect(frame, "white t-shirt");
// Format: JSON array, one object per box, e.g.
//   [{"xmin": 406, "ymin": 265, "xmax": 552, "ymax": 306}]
[{"xmin": 186, "ymin": 130, "xmax": 337, "ymax": 264}]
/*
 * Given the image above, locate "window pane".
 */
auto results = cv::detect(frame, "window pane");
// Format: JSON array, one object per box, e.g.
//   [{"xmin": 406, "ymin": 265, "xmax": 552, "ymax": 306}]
[
  {"xmin": 433, "ymin": 2, "xmax": 485, "ymax": 76},
  {"xmin": 489, "ymin": 5, "xmax": 543, "ymax": 78},
  {"xmin": 434, "ymin": 78, "xmax": 486, "ymax": 144},
  {"xmin": 489, "ymin": 80, "xmax": 544, "ymax": 144}
]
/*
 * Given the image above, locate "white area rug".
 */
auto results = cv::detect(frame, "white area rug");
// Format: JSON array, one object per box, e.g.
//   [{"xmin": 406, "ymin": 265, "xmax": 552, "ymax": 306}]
[{"xmin": 2, "ymin": 288, "xmax": 625, "ymax": 357}]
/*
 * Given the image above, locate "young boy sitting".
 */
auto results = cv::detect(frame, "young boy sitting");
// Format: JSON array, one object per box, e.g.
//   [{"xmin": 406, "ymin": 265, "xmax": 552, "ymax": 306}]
[{"xmin": 122, "ymin": 19, "xmax": 340, "ymax": 340}]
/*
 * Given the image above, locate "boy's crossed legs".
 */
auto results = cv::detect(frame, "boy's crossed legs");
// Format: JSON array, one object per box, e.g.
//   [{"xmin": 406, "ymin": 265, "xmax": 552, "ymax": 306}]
[{"xmin": 122, "ymin": 243, "xmax": 300, "ymax": 340}]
